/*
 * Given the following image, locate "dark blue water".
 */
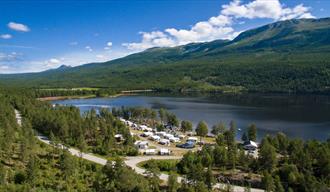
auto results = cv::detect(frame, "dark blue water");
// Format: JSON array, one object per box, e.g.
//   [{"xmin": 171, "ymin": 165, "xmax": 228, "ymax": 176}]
[{"xmin": 53, "ymin": 93, "xmax": 330, "ymax": 141}]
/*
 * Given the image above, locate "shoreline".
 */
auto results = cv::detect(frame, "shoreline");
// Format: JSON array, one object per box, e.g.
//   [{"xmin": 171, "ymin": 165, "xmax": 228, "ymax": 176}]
[{"xmin": 37, "ymin": 93, "xmax": 135, "ymax": 101}]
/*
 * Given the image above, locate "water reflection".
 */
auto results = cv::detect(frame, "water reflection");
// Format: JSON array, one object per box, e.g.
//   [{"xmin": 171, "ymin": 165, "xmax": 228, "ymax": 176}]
[{"xmin": 53, "ymin": 93, "xmax": 330, "ymax": 141}]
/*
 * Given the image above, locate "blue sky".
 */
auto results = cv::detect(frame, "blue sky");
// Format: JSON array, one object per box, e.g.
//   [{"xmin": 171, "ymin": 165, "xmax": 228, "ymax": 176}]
[{"xmin": 0, "ymin": 0, "xmax": 329, "ymax": 73}]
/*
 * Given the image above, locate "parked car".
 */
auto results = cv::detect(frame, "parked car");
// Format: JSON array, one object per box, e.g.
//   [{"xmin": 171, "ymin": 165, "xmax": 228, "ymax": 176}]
[{"xmin": 176, "ymin": 141, "xmax": 195, "ymax": 149}]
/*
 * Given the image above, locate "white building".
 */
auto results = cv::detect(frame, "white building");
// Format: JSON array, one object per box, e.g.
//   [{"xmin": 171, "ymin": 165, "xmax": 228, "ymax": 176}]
[
  {"xmin": 243, "ymin": 140, "xmax": 258, "ymax": 151},
  {"xmin": 114, "ymin": 134, "xmax": 124, "ymax": 141}
]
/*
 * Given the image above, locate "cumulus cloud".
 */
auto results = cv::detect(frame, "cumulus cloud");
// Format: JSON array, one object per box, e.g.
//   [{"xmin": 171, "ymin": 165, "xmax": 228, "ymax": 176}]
[
  {"xmin": 8, "ymin": 22, "xmax": 30, "ymax": 32},
  {"xmin": 85, "ymin": 46, "xmax": 93, "ymax": 52},
  {"xmin": 0, "ymin": 34, "xmax": 12, "ymax": 39},
  {"xmin": 122, "ymin": 31, "xmax": 176, "ymax": 50},
  {"xmin": 0, "ymin": 65, "xmax": 9, "ymax": 70},
  {"xmin": 0, "ymin": 52, "xmax": 22, "ymax": 62},
  {"xmin": 221, "ymin": 0, "xmax": 314, "ymax": 20},
  {"xmin": 44, "ymin": 58, "xmax": 61, "ymax": 67},
  {"xmin": 123, "ymin": 0, "xmax": 314, "ymax": 52},
  {"xmin": 104, "ymin": 41, "xmax": 113, "ymax": 50}
]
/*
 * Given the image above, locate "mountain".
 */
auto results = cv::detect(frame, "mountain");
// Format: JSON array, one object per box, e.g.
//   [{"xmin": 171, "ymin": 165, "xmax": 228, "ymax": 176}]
[
  {"xmin": 1, "ymin": 18, "xmax": 330, "ymax": 93},
  {"xmin": 45, "ymin": 65, "xmax": 72, "ymax": 72}
]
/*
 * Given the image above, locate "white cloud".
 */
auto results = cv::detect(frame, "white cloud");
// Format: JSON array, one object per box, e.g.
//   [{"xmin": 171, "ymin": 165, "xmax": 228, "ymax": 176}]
[
  {"xmin": 123, "ymin": 0, "xmax": 314, "ymax": 52},
  {"xmin": 0, "ymin": 65, "xmax": 9, "ymax": 70},
  {"xmin": 0, "ymin": 52, "xmax": 22, "ymax": 62},
  {"xmin": 0, "ymin": 34, "xmax": 12, "ymax": 39},
  {"xmin": 44, "ymin": 58, "xmax": 61, "ymax": 67},
  {"xmin": 0, "ymin": 48, "xmax": 132, "ymax": 73},
  {"xmin": 8, "ymin": 22, "xmax": 30, "ymax": 32},
  {"xmin": 122, "ymin": 31, "xmax": 177, "ymax": 51},
  {"xmin": 221, "ymin": 0, "xmax": 314, "ymax": 21},
  {"xmin": 104, "ymin": 41, "xmax": 113, "ymax": 50},
  {"xmin": 85, "ymin": 46, "xmax": 93, "ymax": 52}
]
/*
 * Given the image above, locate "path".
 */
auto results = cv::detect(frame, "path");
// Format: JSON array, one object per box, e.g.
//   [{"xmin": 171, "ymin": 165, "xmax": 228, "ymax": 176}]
[{"xmin": 124, "ymin": 156, "xmax": 183, "ymax": 182}]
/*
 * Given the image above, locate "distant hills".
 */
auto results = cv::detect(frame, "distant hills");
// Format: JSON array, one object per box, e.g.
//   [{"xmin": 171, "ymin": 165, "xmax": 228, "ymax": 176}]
[{"xmin": 1, "ymin": 18, "xmax": 330, "ymax": 93}]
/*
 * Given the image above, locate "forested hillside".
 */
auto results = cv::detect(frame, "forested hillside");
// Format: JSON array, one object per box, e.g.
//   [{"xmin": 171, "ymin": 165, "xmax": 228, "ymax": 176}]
[
  {"xmin": 0, "ymin": 89, "xmax": 155, "ymax": 191},
  {"xmin": 1, "ymin": 18, "xmax": 330, "ymax": 93}
]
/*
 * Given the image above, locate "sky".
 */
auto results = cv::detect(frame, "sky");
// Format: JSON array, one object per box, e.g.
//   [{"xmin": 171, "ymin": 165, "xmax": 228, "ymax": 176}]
[{"xmin": 0, "ymin": 0, "xmax": 329, "ymax": 74}]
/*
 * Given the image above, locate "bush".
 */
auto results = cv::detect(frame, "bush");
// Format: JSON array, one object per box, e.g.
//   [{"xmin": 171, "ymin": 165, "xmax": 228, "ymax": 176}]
[{"xmin": 14, "ymin": 171, "xmax": 26, "ymax": 184}]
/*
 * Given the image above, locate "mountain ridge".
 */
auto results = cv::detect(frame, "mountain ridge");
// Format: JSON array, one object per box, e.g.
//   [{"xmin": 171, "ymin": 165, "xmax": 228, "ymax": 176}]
[{"xmin": 1, "ymin": 17, "xmax": 330, "ymax": 93}]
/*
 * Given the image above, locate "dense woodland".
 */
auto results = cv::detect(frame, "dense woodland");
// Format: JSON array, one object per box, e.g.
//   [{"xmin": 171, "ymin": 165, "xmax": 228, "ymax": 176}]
[
  {"xmin": 1, "ymin": 88, "xmax": 330, "ymax": 191},
  {"xmin": 0, "ymin": 89, "xmax": 163, "ymax": 191},
  {"xmin": 143, "ymin": 123, "xmax": 330, "ymax": 192}
]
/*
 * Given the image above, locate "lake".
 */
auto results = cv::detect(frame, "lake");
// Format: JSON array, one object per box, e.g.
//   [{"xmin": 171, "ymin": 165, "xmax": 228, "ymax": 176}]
[{"xmin": 53, "ymin": 93, "xmax": 330, "ymax": 141}]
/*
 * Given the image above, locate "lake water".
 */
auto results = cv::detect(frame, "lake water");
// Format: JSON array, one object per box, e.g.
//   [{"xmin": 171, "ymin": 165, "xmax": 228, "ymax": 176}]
[{"xmin": 53, "ymin": 93, "xmax": 330, "ymax": 141}]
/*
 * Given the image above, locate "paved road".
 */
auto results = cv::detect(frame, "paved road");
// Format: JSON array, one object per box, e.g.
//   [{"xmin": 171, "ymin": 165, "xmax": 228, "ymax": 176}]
[
  {"xmin": 15, "ymin": 110, "xmax": 264, "ymax": 192},
  {"xmin": 124, "ymin": 156, "xmax": 183, "ymax": 182}
]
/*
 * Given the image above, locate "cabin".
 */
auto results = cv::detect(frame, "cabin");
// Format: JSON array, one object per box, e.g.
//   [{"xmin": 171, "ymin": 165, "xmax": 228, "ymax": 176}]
[
  {"xmin": 159, "ymin": 148, "xmax": 171, "ymax": 155},
  {"xmin": 243, "ymin": 140, "xmax": 258, "ymax": 151},
  {"xmin": 135, "ymin": 141, "xmax": 149, "ymax": 149}
]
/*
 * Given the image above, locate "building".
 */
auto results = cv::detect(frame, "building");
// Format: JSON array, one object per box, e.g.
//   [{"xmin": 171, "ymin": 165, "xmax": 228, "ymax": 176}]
[
  {"xmin": 243, "ymin": 140, "xmax": 258, "ymax": 151},
  {"xmin": 114, "ymin": 134, "xmax": 124, "ymax": 141}
]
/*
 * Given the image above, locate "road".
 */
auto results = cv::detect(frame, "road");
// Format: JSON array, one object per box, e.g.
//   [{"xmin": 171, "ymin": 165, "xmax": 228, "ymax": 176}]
[
  {"xmin": 124, "ymin": 155, "xmax": 183, "ymax": 182},
  {"xmin": 15, "ymin": 110, "xmax": 264, "ymax": 192}
]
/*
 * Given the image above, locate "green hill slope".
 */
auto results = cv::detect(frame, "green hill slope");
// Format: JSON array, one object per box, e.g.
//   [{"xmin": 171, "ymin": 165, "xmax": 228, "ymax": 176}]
[{"xmin": 1, "ymin": 18, "xmax": 330, "ymax": 93}]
